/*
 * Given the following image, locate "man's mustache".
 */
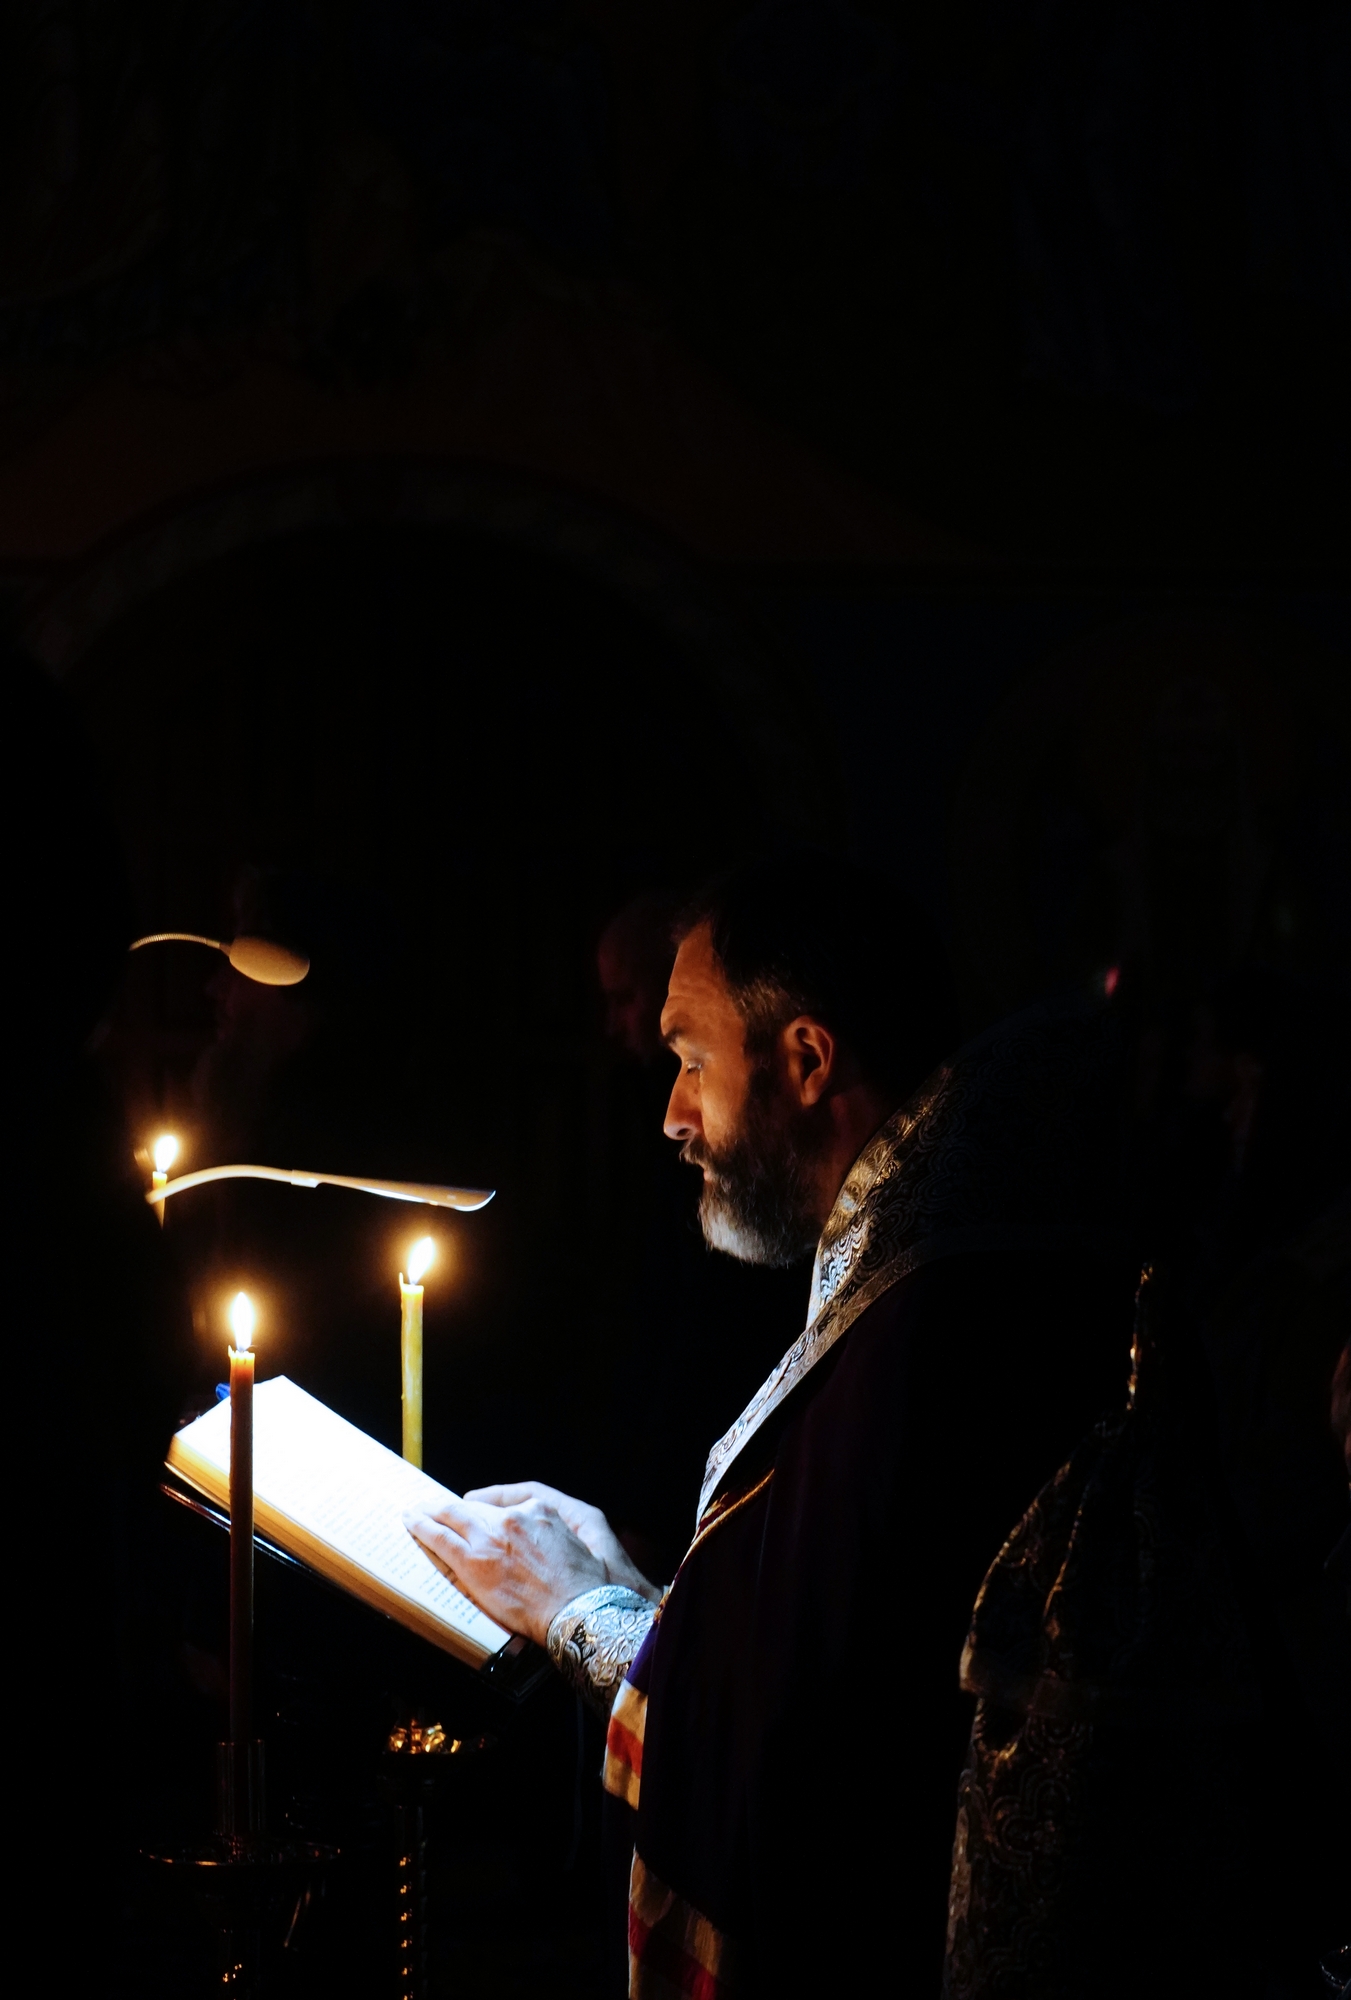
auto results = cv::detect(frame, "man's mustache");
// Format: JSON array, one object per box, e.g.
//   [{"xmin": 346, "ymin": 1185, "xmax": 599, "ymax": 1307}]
[{"xmin": 680, "ymin": 1136, "xmax": 720, "ymax": 1176}]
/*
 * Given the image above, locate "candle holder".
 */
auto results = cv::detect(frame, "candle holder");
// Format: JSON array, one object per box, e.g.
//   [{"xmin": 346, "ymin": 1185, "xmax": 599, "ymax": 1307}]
[
  {"xmin": 380, "ymin": 1717, "xmax": 498, "ymax": 2000},
  {"xmin": 143, "ymin": 1482, "xmax": 339, "ymax": 1991},
  {"xmin": 217, "ymin": 1739, "xmax": 267, "ymax": 1847},
  {"xmin": 140, "ymin": 1833, "xmax": 337, "ymax": 1997}
]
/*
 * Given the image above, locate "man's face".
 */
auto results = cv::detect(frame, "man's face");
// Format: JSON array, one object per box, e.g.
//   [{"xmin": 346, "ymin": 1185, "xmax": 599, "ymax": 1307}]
[{"xmin": 661, "ymin": 923, "xmax": 821, "ymax": 1267}]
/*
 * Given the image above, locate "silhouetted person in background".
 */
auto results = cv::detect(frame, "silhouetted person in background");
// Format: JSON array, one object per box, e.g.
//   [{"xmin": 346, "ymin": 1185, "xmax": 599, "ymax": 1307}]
[
  {"xmin": 1182, "ymin": 971, "xmax": 1350, "ymax": 1987},
  {"xmin": 946, "ymin": 961, "xmax": 1349, "ymax": 2000},
  {"xmin": 597, "ymin": 891, "xmax": 683, "ymax": 1066}
]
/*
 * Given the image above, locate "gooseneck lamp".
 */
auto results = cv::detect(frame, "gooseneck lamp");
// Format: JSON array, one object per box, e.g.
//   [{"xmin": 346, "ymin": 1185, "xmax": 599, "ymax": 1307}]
[{"xmin": 129, "ymin": 931, "xmax": 311, "ymax": 985}]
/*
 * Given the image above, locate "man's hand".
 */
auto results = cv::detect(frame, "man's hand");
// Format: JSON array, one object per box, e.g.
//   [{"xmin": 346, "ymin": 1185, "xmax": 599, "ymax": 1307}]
[
  {"xmin": 465, "ymin": 1482, "xmax": 663, "ymax": 1603},
  {"xmin": 403, "ymin": 1484, "xmax": 659, "ymax": 1646}
]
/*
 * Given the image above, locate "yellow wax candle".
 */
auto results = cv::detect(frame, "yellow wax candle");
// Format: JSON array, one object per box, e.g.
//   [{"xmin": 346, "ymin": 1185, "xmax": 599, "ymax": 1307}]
[
  {"xmin": 151, "ymin": 1133, "xmax": 178, "ymax": 1227},
  {"xmin": 400, "ymin": 1236, "xmax": 435, "ymax": 1467}
]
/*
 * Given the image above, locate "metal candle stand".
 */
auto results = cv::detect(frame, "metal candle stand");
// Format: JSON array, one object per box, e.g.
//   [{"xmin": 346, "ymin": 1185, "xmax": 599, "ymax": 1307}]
[
  {"xmin": 142, "ymin": 1831, "xmax": 334, "ymax": 1997},
  {"xmin": 141, "ymin": 1729, "xmax": 337, "ymax": 1996},
  {"xmin": 145, "ymin": 1359, "xmax": 339, "ymax": 1997},
  {"xmin": 381, "ymin": 1717, "xmax": 498, "ymax": 2000}
]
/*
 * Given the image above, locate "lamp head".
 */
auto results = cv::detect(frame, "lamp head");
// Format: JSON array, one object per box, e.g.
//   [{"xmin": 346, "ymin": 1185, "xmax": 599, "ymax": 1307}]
[{"xmin": 225, "ymin": 936, "xmax": 310, "ymax": 986}]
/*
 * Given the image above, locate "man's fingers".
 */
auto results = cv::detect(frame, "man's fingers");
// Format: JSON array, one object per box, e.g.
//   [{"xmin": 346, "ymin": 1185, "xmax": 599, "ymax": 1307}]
[
  {"xmin": 404, "ymin": 1512, "xmax": 509, "ymax": 1621},
  {"xmin": 464, "ymin": 1481, "xmax": 554, "ymax": 1508},
  {"xmin": 403, "ymin": 1509, "xmax": 468, "ymax": 1551},
  {"xmin": 403, "ymin": 1493, "xmax": 613, "ymax": 1647},
  {"xmin": 403, "ymin": 1509, "xmax": 472, "ymax": 1578},
  {"xmin": 417, "ymin": 1494, "xmax": 486, "ymax": 1536}
]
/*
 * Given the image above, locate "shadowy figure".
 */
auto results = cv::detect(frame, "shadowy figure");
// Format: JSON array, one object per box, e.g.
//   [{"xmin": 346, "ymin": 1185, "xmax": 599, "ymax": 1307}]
[
  {"xmin": 945, "ymin": 965, "xmax": 1350, "ymax": 1999},
  {"xmin": 597, "ymin": 890, "xmax": 684, "ymax": 1066}
]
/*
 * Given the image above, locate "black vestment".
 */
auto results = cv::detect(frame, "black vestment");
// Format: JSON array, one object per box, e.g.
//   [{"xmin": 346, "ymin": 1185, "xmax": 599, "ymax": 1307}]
[{"xmin": 604, "ymin": 996, "xmax": 1134, "ymax": 1997}]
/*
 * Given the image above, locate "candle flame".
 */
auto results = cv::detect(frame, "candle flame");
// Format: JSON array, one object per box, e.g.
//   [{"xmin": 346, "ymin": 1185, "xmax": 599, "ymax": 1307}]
[
  {"xmin": 229, "ymin": 1291, "xmax": 256, "ymax": 1351},
  {"xmin": 407, "ymin": 1236, "xmax": 435, "ymax": 1286},
  {"xmin": 152, "ymin": 1133, "xmax": 179, "ymax": 1174}
]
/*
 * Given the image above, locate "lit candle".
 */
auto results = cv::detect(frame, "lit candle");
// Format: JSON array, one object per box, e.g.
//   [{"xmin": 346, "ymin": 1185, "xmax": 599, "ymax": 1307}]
[
  {"xmin": 151, "ymin": 1132, "xmax": 179, "ymax": 1226},
  {"xmin": 400, "ymin": 1237, "xmax": 434, "ymax": 1468},
  {"xmin": 228, "ymin": 1291, "xmax": 256, "ymax": 1749}
]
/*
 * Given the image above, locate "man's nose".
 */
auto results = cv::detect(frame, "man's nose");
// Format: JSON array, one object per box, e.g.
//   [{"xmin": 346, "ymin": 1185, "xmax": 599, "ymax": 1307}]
[{"xmin": 664, "ymin": 1071, "xmax": 698, "ymax": 1143}]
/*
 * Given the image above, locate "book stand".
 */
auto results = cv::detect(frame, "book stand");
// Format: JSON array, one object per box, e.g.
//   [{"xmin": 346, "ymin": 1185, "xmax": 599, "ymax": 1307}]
[{"xmin": 151, "ymin": 1478, "xmax": 548, "ymax": 1993}]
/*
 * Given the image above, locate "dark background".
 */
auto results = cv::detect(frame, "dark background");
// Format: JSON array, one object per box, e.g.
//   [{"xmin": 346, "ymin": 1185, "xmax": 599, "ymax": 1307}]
[{"xmin": 2, "ymin": 3, "xmax": 1347, "ymax": 1994}]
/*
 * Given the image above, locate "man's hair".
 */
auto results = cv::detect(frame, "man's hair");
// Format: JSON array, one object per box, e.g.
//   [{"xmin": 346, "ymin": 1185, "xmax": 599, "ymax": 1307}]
[{"xmin": 676, "ymin": 850, "xmax": 958, "ymax": 1106}]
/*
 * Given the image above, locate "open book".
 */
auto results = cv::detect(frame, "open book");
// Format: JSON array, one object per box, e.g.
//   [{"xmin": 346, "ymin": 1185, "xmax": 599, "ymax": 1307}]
[{"xmin": 167, "ymin": 1377, "xmax": 513, "ymax": 1671}]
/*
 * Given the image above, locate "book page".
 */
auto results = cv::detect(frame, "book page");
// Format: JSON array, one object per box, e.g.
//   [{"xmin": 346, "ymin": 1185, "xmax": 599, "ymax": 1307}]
[{"xmin": 170, "ymin": 1378, "xmax": 509, "ymax": 1658}]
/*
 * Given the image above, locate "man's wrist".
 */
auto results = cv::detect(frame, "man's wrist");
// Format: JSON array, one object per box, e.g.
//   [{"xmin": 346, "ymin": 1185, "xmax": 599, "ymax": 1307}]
[
  {"xmin": 605, "ymin": 1556, "xmax": 665, "ymax": 1604},
  {"xmin": 546, "ymin": 1585, "xmax": 657, "ymax": 1715}
]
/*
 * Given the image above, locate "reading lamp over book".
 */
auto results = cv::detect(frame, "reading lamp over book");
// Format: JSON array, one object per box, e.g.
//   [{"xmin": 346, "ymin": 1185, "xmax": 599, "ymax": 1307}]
[
  {"xmin": 131, "ymin": 926, "xmax": 492, "ymax": 1216},
  {"xmin": 129, "ymin": 930, "xmax": 311, "ymax": 985}
]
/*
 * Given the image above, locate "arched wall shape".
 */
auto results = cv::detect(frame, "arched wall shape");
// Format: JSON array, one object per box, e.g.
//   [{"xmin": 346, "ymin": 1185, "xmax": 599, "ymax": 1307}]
[{"xmin": 24, "ymin": 457, "xmax": 827, "ymax": 839}]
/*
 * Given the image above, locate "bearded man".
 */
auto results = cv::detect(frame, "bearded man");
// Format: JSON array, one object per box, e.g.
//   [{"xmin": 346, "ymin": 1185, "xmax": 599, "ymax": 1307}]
[{"xmin": 406, "ymin": 856, "xmax": 1130, "ymax": 1997}]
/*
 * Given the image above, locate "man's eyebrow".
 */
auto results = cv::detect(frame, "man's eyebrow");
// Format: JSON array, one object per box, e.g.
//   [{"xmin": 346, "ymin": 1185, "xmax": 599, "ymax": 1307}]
[{"xmin": 663, "ymin": 1020, "xmax": 690, "ymax": 1048}]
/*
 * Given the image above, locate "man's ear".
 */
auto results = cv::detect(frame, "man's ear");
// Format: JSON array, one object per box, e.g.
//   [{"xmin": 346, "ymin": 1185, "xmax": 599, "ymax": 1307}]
[{"xmin": 782, "ymin": 1016, "xmax": 837, "ymax": 1106}]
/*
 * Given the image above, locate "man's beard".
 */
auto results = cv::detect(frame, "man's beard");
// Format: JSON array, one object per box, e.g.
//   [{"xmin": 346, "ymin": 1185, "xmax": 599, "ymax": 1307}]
[{"xmin": 682, "ymin": 1075, "xmax": 823, "ymax": 1268}]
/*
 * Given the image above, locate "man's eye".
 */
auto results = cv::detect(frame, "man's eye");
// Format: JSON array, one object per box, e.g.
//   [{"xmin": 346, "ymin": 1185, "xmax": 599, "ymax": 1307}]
[{"xmin": 684, "ymin": 1060, "xmax": 702, "ymax": 1074}]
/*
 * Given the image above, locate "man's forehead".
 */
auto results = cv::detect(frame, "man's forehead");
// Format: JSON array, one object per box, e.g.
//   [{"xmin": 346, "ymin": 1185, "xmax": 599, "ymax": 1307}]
[{"xmin": 661, "ymin": 924, "xmax": 739, "ymax": 1038}]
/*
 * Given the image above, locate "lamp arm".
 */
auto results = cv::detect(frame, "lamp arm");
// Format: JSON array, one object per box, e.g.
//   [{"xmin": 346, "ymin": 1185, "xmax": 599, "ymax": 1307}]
[
  {"xmin": 146, "ymin": 1165, "xmax": 495, "ymax": 1211},
  {"xmin": 130, "ymin": 932, "xmax": 225, "ymax": 953},
  {"xmin": 128, "ymin": 931, "xmax": 309, "ymax": 985}
]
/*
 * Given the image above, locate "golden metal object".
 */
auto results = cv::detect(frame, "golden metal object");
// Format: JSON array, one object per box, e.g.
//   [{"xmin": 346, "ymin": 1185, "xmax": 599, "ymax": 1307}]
[{"xmin": 385, "ymin": 1720, "xmax": 460, "ymax": 1756}]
